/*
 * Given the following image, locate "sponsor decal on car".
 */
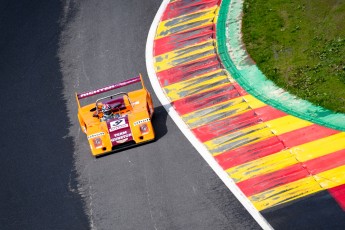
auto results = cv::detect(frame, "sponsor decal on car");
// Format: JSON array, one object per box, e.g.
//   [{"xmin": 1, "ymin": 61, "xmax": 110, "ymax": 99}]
[
  {"xmin": 79, "ymin": 86, "xmax": 115, "ymax": 98},
  {"xmin": 133, "ymin": 118, "xmax": 150, "ymax": 126},
  {"xmin": 113, "ymin": 131, "xmax": 127, "ymax": 137},
  {"xmin": 116, "ymin": 138, "xmax": 128, "ymax": 144},
  {"xmin": 93, "ymin": 138, "xmax": 103, "ymax": 149},
  {"xmin": 87, "ymin": 132, "xmax": 105, "ymax": 139},
  {"xmin": 110, "ymin": 130, "xmax": 132, "ymax": 143},
  {"xmin": 77, "ymin": 77, "xmax": 140, "ymax": 99},
  {"xmin": 109, "ymin": 118, "xmax": 128, "ymax": 132}
]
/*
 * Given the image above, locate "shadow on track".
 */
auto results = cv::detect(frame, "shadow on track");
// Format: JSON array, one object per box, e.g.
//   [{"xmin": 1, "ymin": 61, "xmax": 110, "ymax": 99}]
[{"xmin": 152, "ymin": 105, "xmax": 169, "ymax": 141}]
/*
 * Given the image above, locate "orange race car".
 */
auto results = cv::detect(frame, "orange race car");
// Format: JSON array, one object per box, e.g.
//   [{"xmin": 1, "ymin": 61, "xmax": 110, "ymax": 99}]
[{"xmin": 76, "ymin": 74, "xmax": 155, "ymax": 157}]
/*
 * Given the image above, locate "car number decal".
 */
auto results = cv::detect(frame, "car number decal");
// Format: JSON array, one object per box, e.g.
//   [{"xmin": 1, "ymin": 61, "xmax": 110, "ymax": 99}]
[{"xmin": 109, "ymin": 118, "xmax": 128, "ymax": 131}]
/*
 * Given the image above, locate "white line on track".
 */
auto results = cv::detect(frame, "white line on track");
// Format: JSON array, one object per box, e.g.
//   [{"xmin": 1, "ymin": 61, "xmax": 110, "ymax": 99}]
[{"xmin": 145, "ymin": 1, "xmax": 273, "ymax": 229}]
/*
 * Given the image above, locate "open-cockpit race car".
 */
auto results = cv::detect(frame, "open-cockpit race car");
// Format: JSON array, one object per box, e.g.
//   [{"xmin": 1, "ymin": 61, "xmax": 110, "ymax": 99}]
[{"xmin": 76, "ymin": 74, "xmax": 155, "ymax": 157}]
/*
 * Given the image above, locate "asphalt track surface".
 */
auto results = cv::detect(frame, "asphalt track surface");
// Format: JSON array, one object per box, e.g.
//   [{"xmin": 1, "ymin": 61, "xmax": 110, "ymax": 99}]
[{"xmin": 1, "ymin": 0, "xmax": 260, "ymax": 229}]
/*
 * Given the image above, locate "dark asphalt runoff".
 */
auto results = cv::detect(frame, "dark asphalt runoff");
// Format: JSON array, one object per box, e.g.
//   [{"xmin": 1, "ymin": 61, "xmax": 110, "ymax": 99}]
[
  {"xmin": 1, "ymin": 0, "xmax": 260, "ymax": 229},
  {"xmin": 0, "ymin": 0, "xmax": 88, "ymax": 229}
]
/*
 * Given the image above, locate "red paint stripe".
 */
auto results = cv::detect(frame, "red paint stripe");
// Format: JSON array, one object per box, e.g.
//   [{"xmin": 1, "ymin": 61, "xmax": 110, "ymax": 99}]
[
  {"xmin": 238, "ymin": 148, "xmax": 345, "ymax": 197},
  {"xmin": 161, "ymin": 0, "xmax": 220, "ymax": 21},
  {"xmin": 193, "ymin": 110, "xmax": 258, "ymax": 142},
  {"xmin": 306, "ymin": 149, "xmax": 345, "ymax": 175},
  {"xmin": 254, "ymin": 105, "xmax": 287, "ymax": 121},
  {"xmin": 233, "ymin": 82, "xmax": 247, "ymax": 96},
  {"xmin": 193, "ymin": 106, "xmax": 286, "ymax": 142},
  {"xmin": 215, "ymin": 124, "xmax": 339, "ymax": 170},
  {"xmin": 156, "ymin": 55, "xmax": 221, "ymax": 86},
  {"xmin": 216, "ymin": 136, "xmax": 285, "ymax": 170},
  {"xmin": 172, "ymin": 84, "xmax": 242, "ymax": 115},
  {"xmin": 237, "ymin": 163, "xmax": 308, "ymax": 197},
  {"xmin": 329, "ymin": 184, "xmax": 345, "ymax": 211},
  {"xmin": 154, "ymin": 25, "xmax": 214, "ymax": 56},
  {"xmin": 279, "ymin": 124, "xmax": 339, "ymax": 148}
]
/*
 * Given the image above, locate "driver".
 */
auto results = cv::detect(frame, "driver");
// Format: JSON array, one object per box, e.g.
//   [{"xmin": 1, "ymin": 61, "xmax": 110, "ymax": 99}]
[{"xmin": 101, "ymin": 104, "xmax": 113, "ymax": 121}]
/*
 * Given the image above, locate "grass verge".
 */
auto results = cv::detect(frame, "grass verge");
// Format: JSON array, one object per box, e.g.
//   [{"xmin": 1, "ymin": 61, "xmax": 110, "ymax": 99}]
[{"xmin": 242, "ymin": 0, "xmax": 345, "ymax": 113}]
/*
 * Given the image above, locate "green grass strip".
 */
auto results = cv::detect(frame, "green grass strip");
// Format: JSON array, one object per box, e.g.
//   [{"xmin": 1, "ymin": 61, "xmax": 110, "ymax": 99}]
[
  {"xmin": 243, "ymin": 0, "xmax": 345, "ymax": 113},
  {"xmin": 216, "ymin": 0, "xmax": 345, "ymax": 132}
]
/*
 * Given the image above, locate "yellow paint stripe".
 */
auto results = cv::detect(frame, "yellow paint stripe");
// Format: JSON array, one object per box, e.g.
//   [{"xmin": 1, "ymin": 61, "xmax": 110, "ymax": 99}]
[
  {"xmin": 228, "ymin": 150, "xmax": 298, "ymax": 182},
  {"xmin": 182, "ymin": 94, "xmax": 265, "ymax": 122},
  {"xmin": 182, "ymin": 95, "xmax": 266, "ymax": 128},
  {"xmin": 154, "ymin": 40, "xmax": 215, "ymax": 72},
  {"xmin": 315, "ymin": 165, "xmax": 345, "ymax": 188},
  {"xmin": 293, "ymin": 132, "xmax": 345, "ymax": 162},
  {"xmin": 184, "ymin": 99, "xmax": 249, "ymax": 127},
  {"xmin": 265, "ymin": 115, "xmax": 312, "ymax": 135},
  {"xmin": 244, "ymin": 93, "xmax": 268, "ymax": 109},
  {"xmin": 204, "ymin": 116, "xmax": 312, "ymax": 155},
  {"xmin": 207, "ymin": 124, "xmax": 276, "ymax": 156},
  {"xmin": 213, "ymin": 4, "xmax": 220, "ymax": 24},
  {"xmin": 163, "ymin": 69, "xmax": 230, "ymax": 101},
  {"xmin": 249, "ymin": 165, "xmax": 345, "ymax": 211},
  {"xmin": 156, "ymin": 6, "xmax": 217, "ymax": 39},
  {"xmin": 250, "ymin": 176, "xmax": 323, "ymax": 211},
  {"xmin": 226, "ymin": 132, "xmax": 345, "ymax": 183},
  {"xmin": 209, "ymin": 115, "xmax": 311, "ymax": 156}
]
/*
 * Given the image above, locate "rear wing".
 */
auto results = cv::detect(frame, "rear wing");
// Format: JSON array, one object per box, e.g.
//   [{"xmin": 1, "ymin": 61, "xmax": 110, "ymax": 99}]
[{"xmin": 76, "ymin": 74, "xmax": 146, "ymax": 108}]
